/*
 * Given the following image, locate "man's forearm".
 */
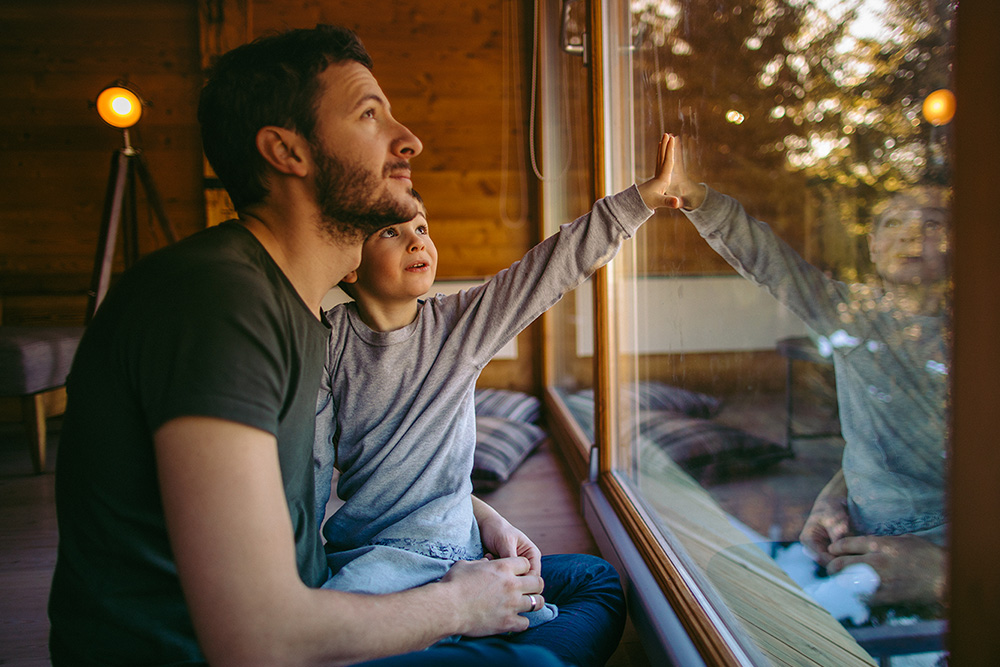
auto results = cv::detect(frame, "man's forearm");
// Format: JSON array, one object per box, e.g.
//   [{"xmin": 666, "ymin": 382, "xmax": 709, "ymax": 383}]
[
  {"xmin": 158, "ymin": 418, "xmax": 463, "ymax": 667},
  {"xmin": 817, "ymin": 469, "xmax": 848, "ymax": 505},
  {"xmin": 284, "ymin": 582, "xmax": 465, "ymax": 666}
]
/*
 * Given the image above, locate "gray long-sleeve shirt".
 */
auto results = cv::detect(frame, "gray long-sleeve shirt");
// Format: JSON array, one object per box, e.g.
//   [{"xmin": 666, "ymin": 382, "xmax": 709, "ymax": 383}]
[
  {"xmin": 314, "ymin": 185, "xmax": 652, "ymax": 593},
  {"xmin": 685, "ymin": 187, "xmax": 948, "ymax": 544}
]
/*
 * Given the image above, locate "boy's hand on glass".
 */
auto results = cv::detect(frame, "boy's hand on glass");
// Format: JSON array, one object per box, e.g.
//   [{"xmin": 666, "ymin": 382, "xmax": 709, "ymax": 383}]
[{"xmin": 637, "ymin": 133, "xmax": 707, "ymax": 212}]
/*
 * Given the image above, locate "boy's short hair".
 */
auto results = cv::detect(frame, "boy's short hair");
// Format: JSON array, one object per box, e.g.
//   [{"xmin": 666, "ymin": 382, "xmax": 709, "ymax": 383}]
[
  {"xmin": 198, "ymin": 25, "xmax": 373, "ymax": 211},
  {"xmin": 337, "ymin": 189, "xmax": 426, "ymax": 300},
  {"xmin": 409, "ymin": 188, "xmax": 427, "ymax": 217}
]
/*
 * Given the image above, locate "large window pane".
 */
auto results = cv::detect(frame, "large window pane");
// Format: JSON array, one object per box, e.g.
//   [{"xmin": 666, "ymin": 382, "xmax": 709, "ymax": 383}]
[
  {"xmin": 600, "ymin": 1, "xmax": 953, "ymax": 664},
  {"xmin": 540, "ymin": 0, "xmax": 597, "ymax": 418}
]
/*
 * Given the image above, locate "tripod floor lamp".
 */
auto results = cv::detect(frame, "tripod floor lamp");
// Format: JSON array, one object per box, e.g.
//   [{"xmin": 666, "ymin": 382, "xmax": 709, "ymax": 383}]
[{"xmin": 88, "ymin": 82, "xmax": 177, "ymax": 321}]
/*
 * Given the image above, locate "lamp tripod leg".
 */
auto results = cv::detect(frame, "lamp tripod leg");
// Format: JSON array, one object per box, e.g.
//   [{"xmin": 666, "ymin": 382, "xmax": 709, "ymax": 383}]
[
  {"xmin": 87, "ymin": 150, "xmax": 131, "ymax": 322},
  {"xmin": 134, "ymin": 152, "xmax": 178, "ymax": 244},
  {"xmin": 123, "ymin": 157, "xmax": 139, "ymax": 270},
  {"xmin": 86, "ymin": 148, "xmax": 177, "ymax": 322}
]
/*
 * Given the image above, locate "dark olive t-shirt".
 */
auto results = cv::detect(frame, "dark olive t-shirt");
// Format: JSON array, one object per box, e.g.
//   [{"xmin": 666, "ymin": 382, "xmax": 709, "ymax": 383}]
[{"xmin": 48, "ymin": 222, "xmax": 329, "ymax": 665}]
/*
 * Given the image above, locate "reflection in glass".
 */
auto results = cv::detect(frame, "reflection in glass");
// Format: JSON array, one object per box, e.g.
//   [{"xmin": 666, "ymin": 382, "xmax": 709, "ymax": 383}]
[{"xmin": 598, "ymin": 0, "xmax": 953, "ymax": 664}]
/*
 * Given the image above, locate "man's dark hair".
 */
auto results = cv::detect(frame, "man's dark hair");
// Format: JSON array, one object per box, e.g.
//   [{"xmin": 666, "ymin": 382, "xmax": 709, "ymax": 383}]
[{"xmin": 198, "ymin": 25, "xmax": 373, "ymax": 211}]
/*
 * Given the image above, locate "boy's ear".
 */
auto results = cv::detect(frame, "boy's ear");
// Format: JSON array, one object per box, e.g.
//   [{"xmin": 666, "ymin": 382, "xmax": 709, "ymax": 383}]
[{"xmin": 255, "ymin": 126, "xmax": 309, "ymax": 177}]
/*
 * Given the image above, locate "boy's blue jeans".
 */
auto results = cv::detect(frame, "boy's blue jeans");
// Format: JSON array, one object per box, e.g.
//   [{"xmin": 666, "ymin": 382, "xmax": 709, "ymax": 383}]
[{"xmin": 353, "ymin": 553, "xmax": 627, "ymax": 667}]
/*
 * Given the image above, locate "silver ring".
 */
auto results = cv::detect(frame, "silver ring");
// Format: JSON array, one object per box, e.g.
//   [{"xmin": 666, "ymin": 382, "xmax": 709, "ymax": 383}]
[{"xmin": 527, "ymin": 594, "xmax": 536, "ymax": 610}]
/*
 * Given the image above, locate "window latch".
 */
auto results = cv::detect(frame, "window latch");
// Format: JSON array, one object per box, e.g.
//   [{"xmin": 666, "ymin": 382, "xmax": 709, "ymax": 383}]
[{"xmin": 561, "ymin": 0, "xmax": 589, "ymax": 65}]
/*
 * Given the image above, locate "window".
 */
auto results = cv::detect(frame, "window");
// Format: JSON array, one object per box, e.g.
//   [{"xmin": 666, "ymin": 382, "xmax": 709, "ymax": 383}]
[{"xmin": 542, "ymin": 1, "xmax": 955, "ymax": 664}]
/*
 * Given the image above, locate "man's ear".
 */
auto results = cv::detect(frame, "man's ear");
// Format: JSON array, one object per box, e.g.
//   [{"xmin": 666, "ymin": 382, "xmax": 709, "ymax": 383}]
[{"xmin": 255, "ymin": 126, "xmax": 309, "ymax": 177}]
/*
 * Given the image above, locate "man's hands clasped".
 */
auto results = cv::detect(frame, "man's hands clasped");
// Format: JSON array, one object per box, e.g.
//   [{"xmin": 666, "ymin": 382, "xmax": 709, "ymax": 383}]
[{"xmin": 439, "ymin": 556, "xmax": 545, "ymax": 637}]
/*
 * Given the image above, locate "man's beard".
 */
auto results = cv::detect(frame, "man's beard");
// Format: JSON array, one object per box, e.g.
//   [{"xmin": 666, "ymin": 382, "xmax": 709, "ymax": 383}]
[{"xmin": 311, "ymin": 139, "xmax": 417, "ymax": 243}]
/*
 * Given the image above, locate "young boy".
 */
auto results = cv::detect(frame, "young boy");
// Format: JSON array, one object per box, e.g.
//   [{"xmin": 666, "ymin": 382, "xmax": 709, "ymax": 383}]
[
  {"xmin": 313, "ymin": 134, "xmax": 682, "ymax": 659},
  {"xmin": 665, "ymin": 138, "xmax": 949, "ymax": 610}
]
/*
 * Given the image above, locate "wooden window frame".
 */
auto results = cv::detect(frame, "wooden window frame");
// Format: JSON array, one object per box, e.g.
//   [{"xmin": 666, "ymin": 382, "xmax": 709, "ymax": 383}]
[{"xmin": 543, "ymin": 0, "xmax": 1000, "ymax": 664}]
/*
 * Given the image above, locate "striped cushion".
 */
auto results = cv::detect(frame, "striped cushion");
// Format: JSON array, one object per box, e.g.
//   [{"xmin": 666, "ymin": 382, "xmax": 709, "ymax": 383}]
[
  {"xmin": 561, "ymin": 391, "xmax": 596, "ymax": 443},
  {"xmin": 474, "ymin": 388, "xmax": 542, "ymax": 423},
  {"xmin": 632, "ymin": 382, "xmax": 721, "ymax": 418},
  {"xmin": 471, "ymin": 416, "xmax": 546, "ymax": 492},
  {"xmin": 637, "ymin": 410, "xmax": 791, "ymax": 482},
  {"xmin": 560, "ymin": 388, "xmax": 788, "ymax": 483},
  {"xmin": 573, "ymin": 381, "xmax": 720, "ymax": 419}
]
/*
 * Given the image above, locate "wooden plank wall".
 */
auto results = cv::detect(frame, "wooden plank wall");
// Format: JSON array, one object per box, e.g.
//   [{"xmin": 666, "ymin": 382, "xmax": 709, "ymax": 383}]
[
  {"xmin": 0, "ymin": 0, "xmax": 205, "ymax": 324},
  {"xmin": 1, "ymin": 0, "xmax": 541, "ymax": 392}
]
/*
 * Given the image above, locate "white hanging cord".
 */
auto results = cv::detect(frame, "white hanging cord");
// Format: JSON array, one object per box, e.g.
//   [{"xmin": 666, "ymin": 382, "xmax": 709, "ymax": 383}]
[
  {"xmin": 500, "ymin": 0, "xmax": 528, "ymax": 227},
  {"xmin": 528, "ymin": 0, "xmax": 572, "ymax": 182}
]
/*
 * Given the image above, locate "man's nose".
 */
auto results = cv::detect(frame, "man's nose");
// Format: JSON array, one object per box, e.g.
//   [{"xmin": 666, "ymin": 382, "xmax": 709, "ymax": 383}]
[
  {"xmin": 898, "ymin": 220, "xmax": 923, "ymax": 243},
  {"xmin": 392, "ymin": 119, "xmax": 423, "ymax": 159}
]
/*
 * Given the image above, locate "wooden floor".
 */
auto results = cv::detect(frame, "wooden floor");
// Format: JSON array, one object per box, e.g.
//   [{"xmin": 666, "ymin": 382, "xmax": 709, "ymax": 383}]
[
  {"xmin": 0, "ymin": 420, "xmax": 649, "ymax": 666},
  {"xmin": 0, "ymin": 424, "xmax": 56, "ymax": 667}
]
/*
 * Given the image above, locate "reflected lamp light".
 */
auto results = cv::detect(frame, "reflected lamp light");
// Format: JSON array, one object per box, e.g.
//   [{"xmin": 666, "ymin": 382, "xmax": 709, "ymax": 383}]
[
  {"xmin": 922, "ymin": 89, "xmax": 956, "ymax": 127},
  {"xmin": 95, "ymin": 83, "xmax": 143, "ymax": 129}
]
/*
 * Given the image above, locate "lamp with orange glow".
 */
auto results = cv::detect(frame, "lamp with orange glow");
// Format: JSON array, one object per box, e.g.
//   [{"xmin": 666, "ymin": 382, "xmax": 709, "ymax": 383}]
[
  {"xmin": 95, "ymin": 84, "xmax": 144, "ymax": 129},
  {"xmin": 87, "ymin": 80, "xmax": 176, "ymax": 322}
]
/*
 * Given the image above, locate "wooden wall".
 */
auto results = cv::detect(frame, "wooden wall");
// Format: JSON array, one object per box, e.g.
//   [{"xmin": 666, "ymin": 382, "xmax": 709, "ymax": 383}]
[
  {"xmin": 0, "ymin": 0, "xmax": 205, "ymax": 324},
  {"xmin": 1, "ymin": 0, "xmax": 541, "ymax": 392}
]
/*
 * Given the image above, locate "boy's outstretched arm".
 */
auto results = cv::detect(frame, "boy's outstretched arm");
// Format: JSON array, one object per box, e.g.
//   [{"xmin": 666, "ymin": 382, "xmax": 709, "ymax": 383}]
[{"xmin": 637, "ymin": 133, "xmax": 707, "ymax": 212}]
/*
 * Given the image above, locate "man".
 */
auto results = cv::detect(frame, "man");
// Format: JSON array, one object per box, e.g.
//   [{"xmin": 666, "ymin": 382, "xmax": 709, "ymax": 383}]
[
  {"xmin": 795, "ymin": 186, "xmax": 950, "ymax": 611},
  {"xmin": 49, "ymin": 26, "xmax": 569, "ymax": 667}
]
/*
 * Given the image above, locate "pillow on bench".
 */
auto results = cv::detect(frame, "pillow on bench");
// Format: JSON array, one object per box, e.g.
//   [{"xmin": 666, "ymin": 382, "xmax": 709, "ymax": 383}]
[
  {"xmin": 474, "ymin": 388, "xmax": 542, "ymax": 423},
  {"xmin": 472, "ymin": 416, "xmax": 546, "ymax": 492},
  {"xmin": 472, "ymin": 389, "xmax": 545, "ymax": 492},
  {"xmin": 573, "ymin": 381, "xmax": 721, "ymax": 419},
  {"xmin": 636, "ymin": 410, "xmax": 791, "ymax": 483},
  {"xmin": 561, "ymin": 384, "xmax": 789, "ymax": 483}
]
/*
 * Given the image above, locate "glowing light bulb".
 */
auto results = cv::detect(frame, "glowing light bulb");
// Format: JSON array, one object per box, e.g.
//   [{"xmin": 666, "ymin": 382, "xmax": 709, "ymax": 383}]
[
  {"xmin": 111, "ymin": 96, "xmax": 133, "ymax": 116},
  {"xmin": 922, "ymin": 89, "xmax": 956, "ymax": 126}
]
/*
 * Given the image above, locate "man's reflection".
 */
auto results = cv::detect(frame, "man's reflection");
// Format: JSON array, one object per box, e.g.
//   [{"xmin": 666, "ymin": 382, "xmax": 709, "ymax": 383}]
[
  {"xmin": 799, "ymin": 187, "xmax": 949, "ymax": 612},
  {"xmin": 662, "ymin": 134, "xmax": 949, "ymax": 612}
]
